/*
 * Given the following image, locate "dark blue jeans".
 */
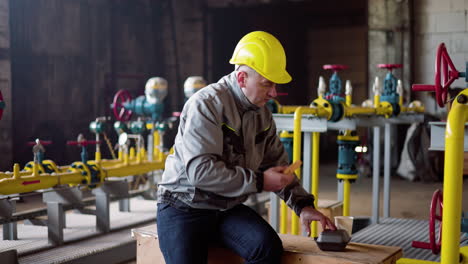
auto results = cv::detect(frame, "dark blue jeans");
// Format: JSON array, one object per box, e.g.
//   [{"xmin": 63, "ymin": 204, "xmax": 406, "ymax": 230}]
[{"xmin": 156, "ymin": 203, "xmax": 283, "ymax": 264}]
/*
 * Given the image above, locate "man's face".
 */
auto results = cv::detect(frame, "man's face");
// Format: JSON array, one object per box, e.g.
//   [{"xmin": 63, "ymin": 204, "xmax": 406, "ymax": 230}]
[{"xmin": 238, "ymin": 69, "xmax": 278, "ymax": 107}]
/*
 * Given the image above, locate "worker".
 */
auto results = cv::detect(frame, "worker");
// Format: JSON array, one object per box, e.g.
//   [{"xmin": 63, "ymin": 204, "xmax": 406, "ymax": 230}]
[{"xmin": 156, "ymin": 31, "xmax": 336, "ymax": 264}]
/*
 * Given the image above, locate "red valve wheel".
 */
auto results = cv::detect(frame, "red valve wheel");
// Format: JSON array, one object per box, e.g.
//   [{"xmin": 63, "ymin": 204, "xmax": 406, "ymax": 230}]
[
  {"xmin": 323, "ymin": 64, "xmax": 348, "ymax": 71},
  {"xmin": 112, "ymin": 89, "xmax": 133, "ymax": 121},
  {"xmin": 27, "ymin": 140, "xmax": 53, "ymax": 146},
  {"xmin": 412, "ymin": 43, "xmax": 461, "ymax": 107},
  {"xmin": 0, "ymin": 89, "xmax": 4, "ymax": 120},
  {"xmin": 67, "ymin": 140, "xmax": 100, "ymax": 147},
  {"xmin": 377, "ymin": 64, "xmax": 403, "ymax": 71},
  {"xmin": 411, "ymin": 189, "xmax": 443, "ymax": 254}
]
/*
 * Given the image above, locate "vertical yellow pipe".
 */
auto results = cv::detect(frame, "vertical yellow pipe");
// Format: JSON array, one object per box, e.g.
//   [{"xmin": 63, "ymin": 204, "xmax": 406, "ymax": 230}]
[
  {"xmin": 129, "ymin": 147, "xmax": 135, "ymax": 160},
  {"xmin": 343, "ymin": 179, "xmax": 351, "ymax": 216},
  {"xmin": 280, "ymin": 201, "xmax": 287, "ymax": 234},
  {"xmin": 95, "ymin": 151, "xmax": 101, "ymax": 163},
  {"xmin": 374, "ymin": 94, "xmax": 380, "ymax": 108},
  {"xmin": 33, "ymin": 162, "xmax": 39, "ymax": 176},
  {"xmin": 441, "ymin": 93, "xmax": 467, "ymax": 264},
  {"xmin": 118, "ymin": 150, "xmax": 123, "ymax": 161},
  {"xmin": 13, "ymin": 164, "xmax": 20, "ymax": 179},
  {"xmin": 154, "ymin": 131, "xmax": 160, "ymax": 160},
  {"xmin": 123, "ymin": 152, "xmax": 129, "ymax": 165},
  {"xmin": 311, "ymin": 132, "xmax": 320, "ymax": 237},
  {"xmin": 346, "ymin": 95, "xmax": 352, "ymax": 106},
  {"xmin": 291, "ymin": 107, "xmax": 304, "ymax": 235}
]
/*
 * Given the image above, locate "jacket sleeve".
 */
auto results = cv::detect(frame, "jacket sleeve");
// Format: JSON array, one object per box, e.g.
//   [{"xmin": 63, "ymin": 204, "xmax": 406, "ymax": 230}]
[
  {"xmin": 260, "ymin": 118, "xmax": 316, "ymax": 216},
  {"xmin": 180, "ymin": 97, "xmax": 260, "ymax": 198}
]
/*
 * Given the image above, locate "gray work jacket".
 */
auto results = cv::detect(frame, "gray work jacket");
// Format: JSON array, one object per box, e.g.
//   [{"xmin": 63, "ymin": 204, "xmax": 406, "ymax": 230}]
[{"xmin": 157, "ymin": 72, "xmax": 315, "ymax": 215}]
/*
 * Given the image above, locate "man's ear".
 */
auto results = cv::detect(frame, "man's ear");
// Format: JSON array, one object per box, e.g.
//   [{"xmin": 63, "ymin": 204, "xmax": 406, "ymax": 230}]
[{"xmin": 236, "ymin": 71, "xmax": 247, "ymax": 88}]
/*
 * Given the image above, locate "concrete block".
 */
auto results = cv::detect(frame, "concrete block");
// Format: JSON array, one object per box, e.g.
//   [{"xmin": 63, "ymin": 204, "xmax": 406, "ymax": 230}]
[
  {"xmin": 416, "ymin": 0, "xmax": 450, "ymax": 14},
  {"xmin": 450, "ymin": 33, "xmax": 468, "ymax": 53},
  {"xmin": 435, "ymin": 12, "xmax": 466, "ymax": 32},
  {"xmin": 449, "ymin": 53, "xmax": 466, "ymax": 88},
  {"xmin": 414, "ymin": 12, "xmax": 437, "ymax": 33},
  {"xmin": 450, "ymin": 0, "xmax": 466, "ymax": 11}
]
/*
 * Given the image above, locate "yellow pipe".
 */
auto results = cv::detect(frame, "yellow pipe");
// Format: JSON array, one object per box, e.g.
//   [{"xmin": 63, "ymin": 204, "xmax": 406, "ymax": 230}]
[
  {"xmin": 461, "ymin": 246, "xmax": 468, "ymax": 264},
  {"xmin": 280, "ymin": 201, "xmax": 287, "ymax": 234},
  {"xmin": 336, "ymin": 174, "xmax": 357, "ymax": 216},
  {"xmin": 291, "ymin": 108, "xmax": 328, "ymax": 235},
  {"xmin": 154, "ymin": 130, "xmax": 160, "ymax": 159},
  {"xmin": 13, "ymin": 164, "xmax": 20, "ymax": 179},
  {"xmin": 0, "ymin": 171, "xmax": 82, "ymax": 195},
  {"xmin": 344, "ymin": 106, "xmax": 376, "ymax": 117},
  {"xmin": 291, "ymin": 107, "xmax": 307, "ymax": 235},
  {"xmin": 129, "ymin": 147, "xmax": 135, "ymax": 160},
  {"xmin": 95, "ymin": 151, "xmax": 101, "ymax": 163},
  {"xmin": 281, "ymin": 105, "xmax": 309, "ymax": 114},
  {"xmin": 374, "ymin": 94, "xmax": 380, "ymax": 108},
  {"xmin": 123, "ymin": 152, "xmax": 129, "ymax": 165},
  {"xmin": 103, "ymin": 160, "xmax": 165, "ymax": 178},
  {"xmin": 396, "ymin": 258, "xmax": 439, "ymax": 264},
  {"xmin": 400, "ymin": 106, "xmax": 425, "ymax": 113},
  {"xmin": 118, "ymin": 150, "xmax": 123, "ymax": 160},
  {"xmin": 346, "ymin": 95, "xmax": 352, "ymax": 106},
  {"xmin": 343, "ymin": 179, "xmax": 351, "ymax": 216},
  {"xmin": 98, "ymin": 159, "xmax": 125, "ymax": 167},
  {"xmin": 32, "ymin": 163, "xmax": 39, "ymax": 177},
  {"xmin": 441, "ymin": 91, "xmax": 468, "ymax": 264},
  {"xmin": 311, "ymin": 132, "xmax": 320, "ymax": 237}
]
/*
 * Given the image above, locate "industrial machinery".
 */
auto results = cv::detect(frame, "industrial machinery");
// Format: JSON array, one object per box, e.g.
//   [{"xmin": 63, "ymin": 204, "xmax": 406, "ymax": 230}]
[
  {"xmin": 378, "ymin": 64, "xmax": 403, "ymax": 116},
  {"xmin": 183, "ymin": 76, "xmax": 207, "ymax": 100},
  {"xmin": 394, "ymin": 42, "xmax": 468, "ymax": 264},
  {"xmin": 273, "ymin": 61, "xmax": 425, "ymax": 238},
  {"xmin": 111, "ymin": 77, "xmax": 168, "ymax": 122}
]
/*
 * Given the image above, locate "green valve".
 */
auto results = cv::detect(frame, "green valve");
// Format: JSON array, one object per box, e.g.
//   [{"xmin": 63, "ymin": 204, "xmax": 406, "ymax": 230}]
[
  {"xmin": 158, "ymin": 122, "xmax": 169, "ymax": 132},
  {"xmin": 114, "ymin": 121, "xmax": 128, "ymax": 134},
  {"xmin": 130, "ymin": 120, "xmax": 146, "ymax": 134},
  {"xmin": 89, "ymin": 121, "xmax": 106, "ymax": 134}
]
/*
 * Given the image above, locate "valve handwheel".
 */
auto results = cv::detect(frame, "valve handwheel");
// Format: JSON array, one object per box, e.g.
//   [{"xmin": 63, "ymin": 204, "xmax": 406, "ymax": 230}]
[
  {"xmin": 412, "ymin": 43, "xmax": 461, "ymax": 107},
  {"xmin": 412, "ymin": 189, "xmax": 443, "ymax": 254},
  {"xmin": 112, "ymin": 89, "xmax": 133, "ymax": 121},
  {"xmin": 323, "ymin": 64, "xmax": 348, "ymax": 72},
  {"xmin": 377, "ymin": 64, "xmax": 403, "ymax": 71}
]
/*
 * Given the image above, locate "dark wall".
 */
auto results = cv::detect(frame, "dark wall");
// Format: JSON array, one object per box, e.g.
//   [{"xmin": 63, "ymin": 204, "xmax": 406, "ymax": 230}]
[
  {"xmin": 10, "ymin": 0, "xmax": 164, "ymax": 166},
  {"xmin": 207, "ymin": 0, "xmax": 367, "ymax": 106}
]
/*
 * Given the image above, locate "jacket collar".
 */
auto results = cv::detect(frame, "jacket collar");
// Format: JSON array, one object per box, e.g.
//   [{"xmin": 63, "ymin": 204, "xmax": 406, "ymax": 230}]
[{"xmin": 223, "ymin": 71, "xmax": 260, "ymax": 112}]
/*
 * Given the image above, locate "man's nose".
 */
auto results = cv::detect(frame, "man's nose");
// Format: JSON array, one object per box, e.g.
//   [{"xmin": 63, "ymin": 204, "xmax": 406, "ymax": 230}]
[{"xmin": 268, "ymin": 85, "xmax": 278, "ymax": 98}]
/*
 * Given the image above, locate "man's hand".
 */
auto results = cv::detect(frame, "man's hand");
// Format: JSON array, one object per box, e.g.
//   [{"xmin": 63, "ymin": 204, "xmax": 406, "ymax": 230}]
[
  {"xmin": 263, "ymin": 166, "xmax": 295, "ymax": 192},
  {"xmin": 300, "ymin": 206, "xmax": 337, "ymax": 236}
]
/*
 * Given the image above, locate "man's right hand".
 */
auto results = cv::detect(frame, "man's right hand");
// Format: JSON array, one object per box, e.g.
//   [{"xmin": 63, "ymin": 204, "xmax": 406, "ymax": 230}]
[{"xmin": 263, "ymin": 166, "xmax": 295, "ymax": 192}]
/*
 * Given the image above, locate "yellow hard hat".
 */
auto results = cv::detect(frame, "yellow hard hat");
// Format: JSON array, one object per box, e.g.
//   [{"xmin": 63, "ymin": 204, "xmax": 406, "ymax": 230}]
[{"xmin": 229, "ymin": 31, "xmax": 292, "ymax": 84}]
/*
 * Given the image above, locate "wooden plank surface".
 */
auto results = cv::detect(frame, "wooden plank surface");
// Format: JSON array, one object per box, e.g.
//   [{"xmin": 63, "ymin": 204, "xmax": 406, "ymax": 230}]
[
  {"xmin": 280, "ymin": 234, "xmax": 402, "ymax": 264},
  {"xmin": 132, "ymin": 225, "xmax": 402, "ymax": 264}
]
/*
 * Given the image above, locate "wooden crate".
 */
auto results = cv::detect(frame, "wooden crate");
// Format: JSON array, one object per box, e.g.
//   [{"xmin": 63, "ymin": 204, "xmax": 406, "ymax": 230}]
[{"xmin": 132, "ymin": 225, "xmax": 402, "ymax": 264}]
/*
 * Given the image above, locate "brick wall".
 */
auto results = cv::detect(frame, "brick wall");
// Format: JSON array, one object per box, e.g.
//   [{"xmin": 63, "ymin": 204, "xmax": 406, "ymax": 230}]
[
  {"xmin": 0, "ymin": 0, "xmax": 12, "ymax": 170},
  {"xmin": 414, "ymin": 0, "xmax": 468, "ymax": 115}
]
